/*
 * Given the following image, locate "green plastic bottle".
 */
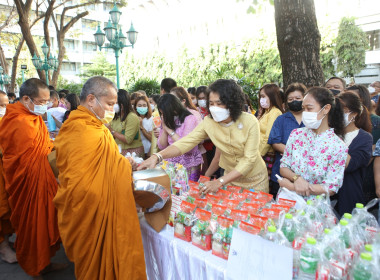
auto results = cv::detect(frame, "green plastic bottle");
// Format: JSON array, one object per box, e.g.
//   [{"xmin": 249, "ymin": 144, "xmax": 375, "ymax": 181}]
[{"xmin": 353, "ymin": 253, "xmax": 374, "ymax": 280}]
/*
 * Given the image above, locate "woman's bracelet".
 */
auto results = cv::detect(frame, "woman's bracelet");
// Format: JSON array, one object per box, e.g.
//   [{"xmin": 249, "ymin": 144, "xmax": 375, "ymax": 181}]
[{"xmin": 153, "ymin": 153, "xmax": 163, "ymax": 163}]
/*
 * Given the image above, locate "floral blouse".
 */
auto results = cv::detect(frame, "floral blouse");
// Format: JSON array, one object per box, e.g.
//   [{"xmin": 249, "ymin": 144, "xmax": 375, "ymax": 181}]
[{"xmin": 280, "ymin": 127, "xmax": 348, "ymax": 197}]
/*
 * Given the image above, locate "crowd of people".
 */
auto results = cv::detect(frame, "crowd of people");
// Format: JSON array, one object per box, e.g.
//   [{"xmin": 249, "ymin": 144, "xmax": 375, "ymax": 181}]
[{"xmin": 0, "ymin": 75, "xmax": 379, "ymax": 279}]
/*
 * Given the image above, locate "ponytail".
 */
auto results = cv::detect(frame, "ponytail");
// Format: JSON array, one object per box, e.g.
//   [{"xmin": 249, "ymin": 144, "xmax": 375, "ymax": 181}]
[{"xmin": 329, "ymin": 98, "xmax": 345, "ymax": 139}]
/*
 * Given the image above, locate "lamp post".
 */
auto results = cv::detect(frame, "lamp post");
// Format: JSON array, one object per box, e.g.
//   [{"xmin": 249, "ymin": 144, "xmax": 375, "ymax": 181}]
[
  {"xmin": 31, "ymin": 41, "xmax": 59, "ymax": 85},
  {"xmin": 0, "ymin": 66, "xmax": 10, "ymax": 91},
  {"xmin": 94, "ymin": 3, "xmax": 138, "ymax": 89}
]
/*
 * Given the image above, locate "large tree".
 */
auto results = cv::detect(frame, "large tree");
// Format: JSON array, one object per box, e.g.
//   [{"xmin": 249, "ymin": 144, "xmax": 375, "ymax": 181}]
[{"xmin": 273, "ymin": 0, "xmax": 324, "ymax": 88}]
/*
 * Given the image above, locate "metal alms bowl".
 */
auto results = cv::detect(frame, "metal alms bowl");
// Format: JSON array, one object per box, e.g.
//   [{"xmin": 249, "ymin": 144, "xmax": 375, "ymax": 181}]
[{"xmin": 133, "ymin": 180, "xmax": 170, "ymax": 213}]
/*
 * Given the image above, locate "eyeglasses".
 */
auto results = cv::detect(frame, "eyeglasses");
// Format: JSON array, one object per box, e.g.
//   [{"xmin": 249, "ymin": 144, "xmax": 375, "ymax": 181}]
[{"xmin": 29, "ymin": 97, "xmax": 50, "ymax": 106}]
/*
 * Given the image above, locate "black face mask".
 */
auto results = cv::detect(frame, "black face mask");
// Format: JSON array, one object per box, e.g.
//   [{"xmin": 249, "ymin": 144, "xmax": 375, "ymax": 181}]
[
  {"xmin": 287, "ymin": 100, "xmax": 303, "ymax": 112},
  {"xmin": 330, "ymin": 89, "xmax": 341, "ymax": 95}
]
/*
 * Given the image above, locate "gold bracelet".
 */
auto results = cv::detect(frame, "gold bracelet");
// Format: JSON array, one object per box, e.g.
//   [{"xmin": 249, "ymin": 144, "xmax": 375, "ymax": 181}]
[{"xmin": 153, "ymin": 153, "xmax": 163, "ymax": 163}]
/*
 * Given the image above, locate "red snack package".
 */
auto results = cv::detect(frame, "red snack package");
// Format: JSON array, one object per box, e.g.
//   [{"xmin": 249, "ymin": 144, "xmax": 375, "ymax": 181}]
[
  {"xmin": 188, "ymin": 180, "xmax": 200, "ymax": 189},
  {"xmin": 211, "ymin": 203, "xmax": 228, "ymax": 217},
  {"xmin": 226, "ymin": 185, "xmax": 242, "ymax": 193},
  {"xmin": 241, "ymin": 203, "xmax": 261, "ymax": 215},
  {"xmin": 271, "ymin": 204, "xmax": 292, "ymax": 212},
  {"xmin": 277, "ymin": 198, "xmax": 297, "ymax": 208},
  {"xmin": 239, "ymin": 221, "xmax": 261, "ymax": 235},
  {"xmin": 191, "ymin": 209, "xmax": 212, "ymax": 251},
  {"xmin": 223, "ymin": 199, "xmax": 240, "ymax": 210},
  {"xmin": 249, "ymin": 198, "xmax": 267, "ymax": 208},
  {"xmin": 257, "ymin": 191, "xmax": 273, "ymax": 202},
  {"xmin": 230, "ymin": 209, "xmax": 249, "ymax": 227},
  {"xmin": 198, "ymin": 175, "xmax": 211, "ymax": 184},
  {"xmin": 195, "ymin": 198, "xmax": 208, "ymax": 209},
  {"xmin": 232, "ymin": 192, "xmax": 248, "ymax": 202},
  {"xmin": 248, "ymin": 214, "xmax": 268, "ymax": 229},
  {"xmin": 174, "ymin": 201, "xmax": 196, "ymax": 242},
  {"xmin": 212, "ymin": 216, "xmax": 234, "ymax": 260},
  {"xmin": 215, "ymin": 189, "xmax": 231, "ymax": 199},
  {"xmin": 261, "ymin": 208, "xmax": 283, "ymax": 220},
  {"xmin": 242, "ymin": 189, "xmax": 259, "ymax": 200},
  {"xmin": 206, "ymin": 194, "xmax": 220, "ymax": 205},
  {"xmin": 188, "ymin": 187, "xmax": 200, "ymax": 199}
]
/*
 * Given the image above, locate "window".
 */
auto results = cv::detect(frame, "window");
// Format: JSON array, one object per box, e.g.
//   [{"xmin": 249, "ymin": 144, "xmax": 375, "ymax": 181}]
[
  {"xmin": 82, "ymin": 19, "xmax": 98, "ymax": 31},
  {"xmin": 62, "ymin": 62, "xmax": 76, "ymax": 72},
  {"xmin": 103, "ymin": 3, "xmax": 113, "ymax": 11},
  {"xmin": 83, "ymin": 41, "xmax": 96, "ymax": 52},
  {"xmin": 367, "ymin": 30, "xmax": 380, "ymax": 51},
  {"xmin": 64, "ymin": 39, "xmax": 75, "ymax": 50}
]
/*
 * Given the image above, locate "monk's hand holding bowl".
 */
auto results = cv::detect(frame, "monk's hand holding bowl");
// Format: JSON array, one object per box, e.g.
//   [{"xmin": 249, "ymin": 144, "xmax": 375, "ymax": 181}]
[{"xmin": 126, "ymin": 157, "xmax": 138, "ymax": 171}]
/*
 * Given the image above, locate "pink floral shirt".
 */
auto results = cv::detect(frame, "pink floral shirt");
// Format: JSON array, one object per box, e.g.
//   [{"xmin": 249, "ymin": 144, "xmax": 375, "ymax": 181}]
[{"xmin": 280, "ymin": 127, "xmax": 348, "ymax": 195}]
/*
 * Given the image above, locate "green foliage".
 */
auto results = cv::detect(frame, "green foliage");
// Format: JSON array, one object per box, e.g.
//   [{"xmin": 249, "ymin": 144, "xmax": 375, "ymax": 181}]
[
  {"xmin": 319, "ymin": 25, "xmax": 337, "ymax": 79},
  {"xmin": 336, "ymin": 17, "xmax": 367, "ymax": 77},
  {"xmin": 56, "ymin": 76, "xmax": 83, "ymax": 95},
  {"xmin": 128, "ymin": 78, "xmax": 160, "ymax": 95},
  {"xmin": 121, "ymin": 32, "xmax": 282, "ymax": 93},
  {"xmin": 236, "ymin": 76, "xmax": 260, "ymax": 109},
  {"xmin": 79, "ymin": 51, "xmax": 116, "ymax": 82}
]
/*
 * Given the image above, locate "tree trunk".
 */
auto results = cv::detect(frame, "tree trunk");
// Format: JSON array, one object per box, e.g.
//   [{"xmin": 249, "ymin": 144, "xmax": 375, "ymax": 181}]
[
  {"xmin": 9, "ymin": 37, "xmax": 25, "ymax": 93},
  {"xmin": 51, "ymin": 33, "xmax": 65, "ymax": 87},
  {"xmin": 274, "ymin": 0, "xmax": 324, "ymax": 89}
]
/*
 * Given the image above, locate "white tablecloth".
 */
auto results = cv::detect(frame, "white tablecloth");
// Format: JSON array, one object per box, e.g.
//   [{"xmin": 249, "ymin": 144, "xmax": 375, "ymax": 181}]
[{"xmin": 140, "ymin": 216, "xmax": 227, "ymax": 280}]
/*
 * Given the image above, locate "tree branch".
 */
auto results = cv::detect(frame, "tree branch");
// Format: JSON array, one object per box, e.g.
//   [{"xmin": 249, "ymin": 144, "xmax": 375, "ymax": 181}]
[{"xmin": 63, "ymin": 11, "xmax": 89, "ymax": 34}]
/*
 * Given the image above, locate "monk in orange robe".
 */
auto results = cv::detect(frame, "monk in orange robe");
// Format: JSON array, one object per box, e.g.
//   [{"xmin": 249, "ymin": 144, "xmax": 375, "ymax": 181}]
[
  {"xmin": 53, "ymin": 76, "xmax": 146, "ymax": 280},
  {"xmin": 0, "ymin": 90, "xmax": 17, "ymax": 263},
  {"xmin": 0, "ymin": 79, "xmax": 62, "ymax": 278}
]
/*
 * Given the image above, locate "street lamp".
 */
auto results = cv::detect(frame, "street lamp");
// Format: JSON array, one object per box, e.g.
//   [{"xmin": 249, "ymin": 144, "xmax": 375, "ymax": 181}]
[
  {"xmin": 32, "ymin": 41, "xmax": 58, "ymax": 85},
  {"xmin": 0, "ymin": 65, "xmax": 10, "ymax": 91},
  {"xmin": 94, "ymin": 2, "xmax": 138, "ymax": 88}
]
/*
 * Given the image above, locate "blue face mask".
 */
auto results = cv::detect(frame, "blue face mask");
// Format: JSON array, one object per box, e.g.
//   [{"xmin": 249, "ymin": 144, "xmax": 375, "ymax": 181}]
[
  {"xmin": 136, "ymin": 107, "xmax": 148, "ymax": 115},
  {"xmin": 28, "ymin": 97, "xmax": 48, "ymax": 116}
]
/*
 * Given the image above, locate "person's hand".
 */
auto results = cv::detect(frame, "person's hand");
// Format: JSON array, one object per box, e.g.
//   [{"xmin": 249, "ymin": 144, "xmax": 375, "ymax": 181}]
[
  {"xmin": 294, "ymin": 177, "xmax": 310, "ymax": 196},
  {"xmin": 199, "ymin": 180, "xmax": 222, "ymax": 195},
  {"xmin": 162, "ymin": 122, "xmax": 170, "ymax": 134},
  {"xmin": 137, "ymin": 155, "xmax": 158, "ymax": 170},
  {"xmin": 153, "ymin": 127, "xmax": 160, "ymax": 138},
  {"xmin": 126, "ymin": 157, "xmax": 138, "ymax": 171},
  {"xmin": 278, "ymin": 178, "xmax": 293, "ymax": 190}
]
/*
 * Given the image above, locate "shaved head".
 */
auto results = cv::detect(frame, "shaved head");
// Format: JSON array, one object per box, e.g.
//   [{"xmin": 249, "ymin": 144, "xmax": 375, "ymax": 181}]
[{"xmin": 80, "ymin": 76, "xmax": 117, "ymax": 102}]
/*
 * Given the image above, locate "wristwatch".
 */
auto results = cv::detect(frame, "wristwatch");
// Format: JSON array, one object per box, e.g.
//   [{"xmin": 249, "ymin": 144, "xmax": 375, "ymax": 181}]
[
  {"xmin": 292, "ymin": 174, "xmax": 300, "ymax": 182},
  {"xmin": 169, "ymin": 131, "xmax": 176, "ymax": 136},
  {"xmin": 218, "ymin": 178, "xmax": 225, "ymax": 186}
]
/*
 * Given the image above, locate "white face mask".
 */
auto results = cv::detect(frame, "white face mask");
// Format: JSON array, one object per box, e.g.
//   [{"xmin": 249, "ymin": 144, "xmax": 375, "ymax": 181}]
[
  {"xmin": 27, "ymin": 97, "xmax": 48, "ymax": 116},
  {"xmin": 114, "ymin": 104, "xmax": 120, "ymax": 113},
  {"xmin": 150, "ymin": 104, "xmax": 155, "ymax": 111},
  {"xmin": 209, "ymin": 106, "xmax": 230, "ymax": 122},
  {"xmin": 198, "ymin": 100, "xmax": 207, "ymax": 108},
  {"xmin": 192, "ymin": 99, "xmax": 197, "ymax": 105},
  {"xmin": 344, "ymin": 112, "xmax": 354, "ymax": 127},
  {"xmin": 302, "ymin": 105, "xmax": 326, "ymax": 129},
  {"xmin": 92, "ymin": 98, "xmax": 115, "ymax": 124},
  {"xmin": 368, "ymin": 86, "xmax": 376, "ymax": 94},
  {"xmin": 0, "ymin": 107, "xmax": 6, "ymax": 117},
  {"xmin": 47, "ymin": 101, "xmax": 53, "ymax": 109},
  {"xmin": 260, "ymin": 97, "xmax": 270, "ymax": 109}
]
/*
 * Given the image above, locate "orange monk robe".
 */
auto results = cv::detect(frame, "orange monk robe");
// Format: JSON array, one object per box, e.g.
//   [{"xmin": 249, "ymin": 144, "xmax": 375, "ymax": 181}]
[
  {"xmin": 0, "ymin": 102, "xmax": 60, "ymax": 276},
  {"xmin": 0, "ymin": 115, "xmax": 13, "ymax": 244},
  {"xmin": 53, "ymin": 105, "xmax": 146, "ymax": 280}
]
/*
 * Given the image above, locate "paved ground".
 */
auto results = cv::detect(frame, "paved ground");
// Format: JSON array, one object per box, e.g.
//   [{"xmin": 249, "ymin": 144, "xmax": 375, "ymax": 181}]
[{"xmin": 0, "ymin": 235, "xmax": 75, "ymax": 280}]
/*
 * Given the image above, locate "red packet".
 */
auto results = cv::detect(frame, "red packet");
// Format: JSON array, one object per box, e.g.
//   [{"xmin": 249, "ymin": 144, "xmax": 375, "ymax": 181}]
[
  {"xmin": 198, "ymin": 175, "xmax": 210, "ymax": 184},
  {"xmin": 215, "ymin": 189, "xmax": 231, "ymax": 199},
  {"xmin": 257, "ymin": 191, "xmax": 273, "ymax": 202},
  {"xmin": 229, "ymin": 209, "xmax": 249, "ymax": 222},
  {"xmin": 271, "ymin": 204, "xmax": 291, "ymax": 212},
  {"xmin": 249, "ymin": 198, "xmax": 267, "ymax": 208},
  {"xmin": 241, "ymin": 203, "xmax": 261, "ymax": 215},
  {"xmin": 278, "ymin": 198, "xmax": 296, "ymax": 208},
  {"xmin": 243, "ymin": 189, "xmax": 258, "ymax": 200},
  {"xmin": 211, "ymin": 204, "xmax": 228, "ymax": 217},
  {"xmin": 188, "ymin": 187, "xmax": 200, "ymax": 199},
  {"xmin": 231, "ymin": 192, "xmax": 248, "ymax": 202},
  {"xmin": 188, "ymin": 180, "xmax": 200, "ymax": 189},
  {"xmin": 153, "ymin": 116, "xmax": 162, "ymax": 128},
  {"xmin": 223, "ymin": 199, "xmax": 240, "ymax": 210},
  {"xmin": 226, "ymin": 185, "xmax": 242, "ymax": 193},
  {"xmin": 239, "ymin": 221, "xmax": 261, "ymax": 235},
  {"xmin": 195, "ymin": 198, "xmax": 208, "ymax": 209},
  {"xmin": 261, "ymin": 208, "xmax": 283, "ymax": 220},
  {"xmin": 206, "ymin": 194, "xmax": 220, "ymax": 204},
  {"xmin": 248, "ymin": 214, "xmax": 268, "ymax": 229}
]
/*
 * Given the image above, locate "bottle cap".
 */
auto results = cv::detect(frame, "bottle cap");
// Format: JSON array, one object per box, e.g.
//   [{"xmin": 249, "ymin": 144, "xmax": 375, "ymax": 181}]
[
  {"xmin": 356, "ymin": 203, "xmax": 364, "ymax": 209},
  {"xmin": 285, "ymin": 213, "xmax": 293, "ymax": 219},
  {"xmin": 307, "ymin": 200, "xmax": 313, "ymax": 206},
  {"xmin": 324, "ymin": 228, "xmax": 331, "ymax": 234},
  {"xmin": 306, "ymin": 237, "xmax": 316, "ymax": 245},
  {"xmin": 316, "ymin": 195, "xmax": 321, "ymax": 199},
  {"xmin": 365, "ymin": 244, "xmax": 373, "ymax": 252},
  {"xmin": 340, "ymin": 219, "xmax": 348, "ymax": 226},
  {"xmin": 360, "ymin": 252, "xmax": 372, "ymax": 261},
  {"xmin": 343, "ymin": 213, "xmax": 352, "ymax": 220},
  {"xmin": 300, "ymin": 211, "xmax": 306, "ymax": 216},
  {"xmin": 268, "ymin": 226, "xmax": 276, "ymax": 233}
]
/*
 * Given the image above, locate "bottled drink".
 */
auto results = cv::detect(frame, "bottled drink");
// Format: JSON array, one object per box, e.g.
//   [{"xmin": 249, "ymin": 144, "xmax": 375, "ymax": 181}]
[
  {"xmin": 264, "ymin": 225, "xmax": 277, "ymax": 242},
  {"xmin": 299, "ymin": 237, "xmax": 319, "ymax": 280},
  {"xmin": 339, "ymin": 219, "xmax": 350, "ymax": 248},
  {"xmin": 263, "ymin": 225, "xmax": 290, "ymax": 247},
  {"xmin": 352, "ymin": 253, "xmax": 374, "ymax": 280},
  {"xmin": 342, "ymin": 213, "xmax": 352, "ymax": 221},
  {"xmin": 282, "ymin": 213, "xmax": 296, "ymax": 243}
]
